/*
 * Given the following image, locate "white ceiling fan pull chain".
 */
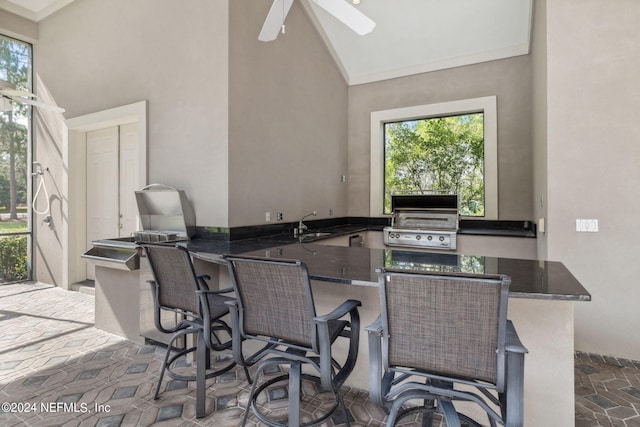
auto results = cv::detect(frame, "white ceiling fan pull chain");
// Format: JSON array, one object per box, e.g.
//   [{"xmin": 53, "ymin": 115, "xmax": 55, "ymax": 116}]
[
  {"xmin": 259, "ymin": 0, "xmax": 375, "ymax": 42},
  {"xmin": 259, "ymin": 0, "xmax": 293, "ymax": 42},
  {"xmin": 281, "ymin": 0, "xmax": 286, "ymax": 34}
]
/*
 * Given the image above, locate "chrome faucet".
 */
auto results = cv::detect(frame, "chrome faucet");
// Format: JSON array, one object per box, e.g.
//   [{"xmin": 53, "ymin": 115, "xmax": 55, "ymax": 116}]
[{"xmin": 294, "ymin": 211, "xmax": 317, "ymax": 237}]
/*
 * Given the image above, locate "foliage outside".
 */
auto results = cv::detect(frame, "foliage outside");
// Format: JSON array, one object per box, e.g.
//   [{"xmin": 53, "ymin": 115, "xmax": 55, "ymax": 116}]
[
  {"xmin": 383, "ymin": 251, "xmax": 484, "ymax": 274},
  {"xmin": 384, "ymin": 113, "xmax": 485, "ymax": 216},
  {"xmin": 0, "ymin": 35, "xmax": 30, "ymax": 282},
  {"xmin": 0, "ymin": 234, "xmax": 27, "ymax": 281},
  {"xmin": 0, "ymin": 36, "xmax": 30, "ymax": 218}
]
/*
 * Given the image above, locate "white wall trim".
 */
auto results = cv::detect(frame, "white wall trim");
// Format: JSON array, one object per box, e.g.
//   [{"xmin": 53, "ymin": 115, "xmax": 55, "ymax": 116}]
[
  {"xmin": 350, "ymin": 46, "xmax": 530, "ymax": 86},
  {"xmin": 370, "ymin": 96, "xmax": 498, "ymax": 219},
  {"xmin": 0, "ymin": 0, "xmax": 75, "ymax": 22},
  {"xmin": 62, "ymin": 100, "xmax": 147, "ymax": 287}
]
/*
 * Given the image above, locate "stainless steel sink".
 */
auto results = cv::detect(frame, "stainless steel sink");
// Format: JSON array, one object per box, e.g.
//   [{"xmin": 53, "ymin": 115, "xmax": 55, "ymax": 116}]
[{"xmin": 299, "ymin": 232, "xmax": 332, "ymax": 241}]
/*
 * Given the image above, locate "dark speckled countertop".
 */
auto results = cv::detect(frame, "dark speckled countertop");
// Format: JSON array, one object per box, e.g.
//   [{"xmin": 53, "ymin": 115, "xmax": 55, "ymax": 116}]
[{"xmin": 187, "ymin": 230, "xmax": 590, "ymax": 301}]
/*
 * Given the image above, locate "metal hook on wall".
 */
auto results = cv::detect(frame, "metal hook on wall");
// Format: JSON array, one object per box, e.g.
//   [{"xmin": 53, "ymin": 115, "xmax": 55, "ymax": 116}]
[{"xmin": 32, "ymin": 161, "xmax": 47, "ymax": 177}]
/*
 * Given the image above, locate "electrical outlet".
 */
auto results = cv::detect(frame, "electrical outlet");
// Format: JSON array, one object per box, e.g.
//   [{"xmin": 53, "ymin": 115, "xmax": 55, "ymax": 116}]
[
  {"xmin": 340, "ymin": 175, "xmax": 347, "ymax": 183},
  {"xmin": 276, "ymin": 212, "xmax": 283, "ymax": 221},
  {"xmin": 265, "ymin": 212, "xmax": 271, "ymax": 223},
  {"xmin": 329, "ymin": 208, "xmax": 333, "ymax": 216}
]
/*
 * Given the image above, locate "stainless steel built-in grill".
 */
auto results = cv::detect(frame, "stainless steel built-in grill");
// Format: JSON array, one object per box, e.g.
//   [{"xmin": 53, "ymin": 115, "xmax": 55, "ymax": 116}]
[
  {"xmin": 81, "ymin": 184, "xmax": 196, "ymax": 268},
  {"xmin": 133, "ymin": 184, "xmax": 196, "ymax": 242},
  {"xmin": 81, "ymin": 184, "xmax": 197, "ymax": 346},
  {"xmin": 383, "ymin": 192, "xmax": 459, "ymax": 250}
]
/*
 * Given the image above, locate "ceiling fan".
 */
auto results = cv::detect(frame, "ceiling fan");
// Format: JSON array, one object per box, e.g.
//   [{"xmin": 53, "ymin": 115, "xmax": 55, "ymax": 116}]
[
  {"xmin": 0, "ymin": 80, "xmax": 65, "ymax": 113},
  {"xmin": 259, "ymin": 0, "xmax": 375, "ymax": 42}
]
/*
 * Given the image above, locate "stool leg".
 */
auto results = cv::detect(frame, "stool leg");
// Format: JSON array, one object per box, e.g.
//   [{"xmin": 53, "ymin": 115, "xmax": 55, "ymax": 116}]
[
  {"xmin": 196, "ymin": 330, "xmax": 206, "ymax": 418},
  {"xmin": 205, "ymin": 346, "xmax": 211, "ymax": 370},
  {"xmin": 288, "ymin": 362, "xmax": 302, "ymax": 426},
  {"xmin": 154, "ymin": 333, "xmax": 180, "ymax": 400},
  {"xmin": 438, "ymin": 398, "xmax": 461, "ymax": 427},
  {"xmin": 337, "ymin": 389, "xmax": 351, "ymax": 427},
  {"xmin": 154, "ymin": 346, "xmax": 172, "ymax": 399}
]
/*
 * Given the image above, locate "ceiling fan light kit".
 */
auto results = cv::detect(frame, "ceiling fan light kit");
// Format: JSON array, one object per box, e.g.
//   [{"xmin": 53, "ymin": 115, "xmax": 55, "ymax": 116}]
[{"xmin": 259, "ymin": 0, "xmax": 375, "ymax": 42}]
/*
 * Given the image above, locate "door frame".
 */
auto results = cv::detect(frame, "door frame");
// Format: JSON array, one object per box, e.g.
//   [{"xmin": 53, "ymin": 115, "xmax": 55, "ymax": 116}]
[{"xmin": 62, "ymin": 101, "xmax": 147, "ymax": 288}]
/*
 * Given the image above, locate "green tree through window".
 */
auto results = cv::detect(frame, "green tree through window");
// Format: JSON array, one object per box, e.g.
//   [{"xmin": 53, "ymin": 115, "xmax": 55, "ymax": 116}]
[
  {"xmin": 0, "ymin": 36, "xmax": 29, "ymax": 220},
  {"xmin": 384, "ymin": 113, "xmax": 485, "ymax": 216}
]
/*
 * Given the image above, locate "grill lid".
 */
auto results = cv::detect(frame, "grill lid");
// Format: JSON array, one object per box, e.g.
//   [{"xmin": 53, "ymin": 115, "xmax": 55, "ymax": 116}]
[
  {"xmin": 391, "ymin": 192, "xmax": 458, "ymax": 212},
  {"xmin": 393, "ymin": 212, "xmax": 458, "ymax": 230},
  {"xmin": 389, "ymin": 192, "xmax": 459, "ymax": 231},
  {"xmin": 135, "ymin": 184, "xmax": 196, "ymax": 238}
]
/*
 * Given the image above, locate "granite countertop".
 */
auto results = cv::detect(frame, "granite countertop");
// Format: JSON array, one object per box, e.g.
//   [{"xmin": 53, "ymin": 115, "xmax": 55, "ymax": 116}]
[{"xmin": 187, "ymin": 234, "xmax": 591, "ymax": 302}]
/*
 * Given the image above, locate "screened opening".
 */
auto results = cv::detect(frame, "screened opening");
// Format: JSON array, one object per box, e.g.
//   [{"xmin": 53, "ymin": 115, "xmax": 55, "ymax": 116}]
[
  {"xmin": 383, "ymin": 112, "xmax": 485, "ymax": 216},
  {"xmin": 0, "ymin": 35, "xmax": 31, "ymax": 283}
]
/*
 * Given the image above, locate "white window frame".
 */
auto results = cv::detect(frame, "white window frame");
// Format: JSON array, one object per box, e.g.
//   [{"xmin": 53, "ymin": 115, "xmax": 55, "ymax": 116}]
[{"xmin": 370, "ymin": 96, "xmax": 498, "ymax": 219}]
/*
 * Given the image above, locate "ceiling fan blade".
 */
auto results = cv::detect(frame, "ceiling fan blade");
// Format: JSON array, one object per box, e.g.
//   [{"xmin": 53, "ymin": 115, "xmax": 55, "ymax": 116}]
[
  {"xmin": 3, "ymin": 95, "xmax": 65, "ymax": 113},
  {"xmin": 259, "ymin": 0, "xmax": 294, "ymax": 42},
  {"xmin": 311, "ymin": 0, "xmax": 375, "ymax": 35},
  {"xmin": 0, "ymin": 89, "xmax": 36, "ymax": 98}
]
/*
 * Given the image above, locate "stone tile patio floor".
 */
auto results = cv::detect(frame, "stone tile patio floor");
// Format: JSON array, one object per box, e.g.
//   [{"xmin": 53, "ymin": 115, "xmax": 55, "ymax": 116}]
[{"xmin": 0, "ymin": 282, "xmax": 638, "ymax": 426}]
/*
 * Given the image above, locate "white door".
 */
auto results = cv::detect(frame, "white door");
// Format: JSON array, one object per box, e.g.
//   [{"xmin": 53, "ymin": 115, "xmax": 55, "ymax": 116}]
[
  {"xmin": 87, "ymin": 127, "xmax": 119, "ymax": 244},
  {"xmin": 86, "ymin": 124, "xmax": 140, "ymax": 279},
  {"xmin": 118, "ymin": 123, "xmax": 140, "ymax": 237}
]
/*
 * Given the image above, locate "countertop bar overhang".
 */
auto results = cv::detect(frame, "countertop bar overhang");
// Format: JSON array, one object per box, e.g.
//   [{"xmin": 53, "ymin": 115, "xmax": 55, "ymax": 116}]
[{"xmin": 188, "ymin": 239, "xmax": 590, "ymax": 301}]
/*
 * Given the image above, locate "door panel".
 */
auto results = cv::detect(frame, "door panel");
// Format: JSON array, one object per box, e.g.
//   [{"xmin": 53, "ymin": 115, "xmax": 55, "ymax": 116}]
[
  {"xmin": 85, "ymin": 123, "xmax": 140, "ymax": 280},
  {"xmin": 86, "ymin": 127, "xmax": 119, "ymax": 243},
  {"xmin": 86, "ymin": 127, "xmax": 119, "ymax": 280},
  {"xmin": 118, "ymin": 123, "xmax": 139, "ymax": 238}
]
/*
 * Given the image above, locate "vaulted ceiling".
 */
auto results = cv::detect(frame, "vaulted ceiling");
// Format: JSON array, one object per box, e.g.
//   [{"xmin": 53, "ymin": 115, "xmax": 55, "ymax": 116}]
[
  {"xmin": 1, "ymin": 0, "xmax": 533, "ymax": 86},
  {"xmin": 301, "ymin": 0, "xmax": 533, "ymax": 85}
]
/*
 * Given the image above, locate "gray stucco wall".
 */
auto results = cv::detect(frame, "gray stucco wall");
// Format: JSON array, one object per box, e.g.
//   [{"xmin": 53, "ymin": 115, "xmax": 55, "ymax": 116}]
[
  {"xmin": 347, "ymin": 56, "xmax": 534, "ymax": 220},
  {"xmin": 228, "ymin": 0, "xmax": 348, "ymax": 227}
]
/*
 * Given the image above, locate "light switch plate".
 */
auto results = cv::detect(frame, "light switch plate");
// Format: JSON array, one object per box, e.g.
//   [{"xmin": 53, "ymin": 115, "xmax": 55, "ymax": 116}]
[{"xmin": 576, "ymin": 219, "xmax": 598, "ymax": 232}]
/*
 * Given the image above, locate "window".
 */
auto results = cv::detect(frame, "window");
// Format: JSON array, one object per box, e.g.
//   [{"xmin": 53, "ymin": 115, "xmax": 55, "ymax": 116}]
[
  {"xmin": 370, "ymin": 96, "xmax": 498, "ymax": 219},
  {"xmin": 0, "ymin": 35, "xmax": 32, "ymax": 282},
  {"xmin": 384, "ymin": 112, "xmax": 485, "ymax": 215}
]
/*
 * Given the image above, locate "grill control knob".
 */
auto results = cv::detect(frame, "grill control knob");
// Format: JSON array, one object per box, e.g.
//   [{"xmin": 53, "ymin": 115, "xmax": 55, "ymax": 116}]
[
  {"xmin": 439, "ymin": 236, "xmax": 445, "ymax": 241},
  {"xmin": 416, "ymin": 235, "xmax": 421, "ymax": 240},
  {"xmin": 427, "ymin": 235, "xmax": 433, "ymax": 241}
]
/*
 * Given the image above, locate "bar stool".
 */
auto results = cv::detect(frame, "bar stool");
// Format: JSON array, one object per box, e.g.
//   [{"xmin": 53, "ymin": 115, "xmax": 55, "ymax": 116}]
[
  {"xmin": 218, "ymin": 254, "xmax": 361, "ymax": 427},
  {"xmin": 367, "ymin": 268, "xmax": 528, "ymax": 427},
  {"xmin": 142, "ymin": 244, "xmax": 239, "ymax": 418}
]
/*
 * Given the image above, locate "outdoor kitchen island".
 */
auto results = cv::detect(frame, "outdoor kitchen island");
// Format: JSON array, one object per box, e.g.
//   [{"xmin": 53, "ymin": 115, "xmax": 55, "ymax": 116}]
[{"xmin": 189, "ymin": 238, "xmax": 590, "ymax": 427}]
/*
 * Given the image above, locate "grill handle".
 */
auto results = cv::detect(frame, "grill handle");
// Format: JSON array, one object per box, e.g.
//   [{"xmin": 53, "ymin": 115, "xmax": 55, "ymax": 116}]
[{"xmin": 140, "ymin": 183, "xmax": 178, "ymax": 192}]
